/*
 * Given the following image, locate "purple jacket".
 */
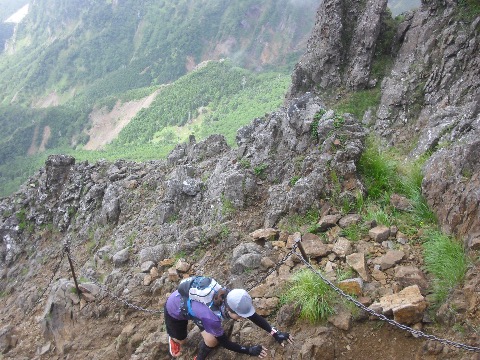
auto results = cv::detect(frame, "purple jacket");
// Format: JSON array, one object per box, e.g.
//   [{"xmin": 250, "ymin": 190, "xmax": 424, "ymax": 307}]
[{"xmin": 166, "ymin": 290, "xmax": 224, "ymax": 337}]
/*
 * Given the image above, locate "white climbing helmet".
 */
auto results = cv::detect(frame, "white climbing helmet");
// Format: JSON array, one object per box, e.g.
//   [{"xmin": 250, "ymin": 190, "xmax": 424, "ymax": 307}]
[{"xmin": 226, "ymin": 289, "xmax": 255, "ymax": 317}]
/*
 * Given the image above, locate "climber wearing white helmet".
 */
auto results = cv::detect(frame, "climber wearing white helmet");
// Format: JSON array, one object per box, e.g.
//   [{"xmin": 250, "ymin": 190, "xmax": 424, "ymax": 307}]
[{"xmin": 165, "ymin": 282, "xmax": 294, "ymax": 360}]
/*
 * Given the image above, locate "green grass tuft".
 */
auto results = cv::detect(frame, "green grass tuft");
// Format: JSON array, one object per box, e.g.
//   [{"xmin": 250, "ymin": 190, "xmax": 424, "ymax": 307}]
[
  {"xmin": 340, "ymin": 223, "xmax": 367, "ymax": 242},
  {"xmin": 422, "ymin": 230, "xmax": 468, "ymax": 305},
  {"xmin": 396, "ymin": 155, "xmax": 437, "ymax": 226},
  {"xmin": 280, "ymin": 268, "xmax": 336, "ymax": 323},
  {"xmin": 358, "ymin": 137, "xmax": 399, "ymax": 199},
  {"xmin": 364, "ymin": 205, "xmax": 392, "ymax": 227}
]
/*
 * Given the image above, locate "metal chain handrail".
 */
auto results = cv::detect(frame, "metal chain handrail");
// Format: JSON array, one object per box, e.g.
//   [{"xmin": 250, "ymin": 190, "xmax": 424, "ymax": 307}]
[
  {"xmin": 25, "ymin": 249, "xmax": 66, "ymax": 317},
  {"xmin": 293, "ymin": 250, "xmax": 480, "ymax": 353},
  {"xmin": 66, "ymin": 244, "xmax": 162, "ymax": 314},
  {"xmin": 246, "ymin": 244, "xmax": 299, "ymax": 292},
  {"xmin": 60, "ymin": 240, "xmax": 480, "ymax": 353}
]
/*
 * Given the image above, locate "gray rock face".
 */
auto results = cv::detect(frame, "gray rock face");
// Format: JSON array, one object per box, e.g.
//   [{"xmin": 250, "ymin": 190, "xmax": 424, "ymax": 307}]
[
  {"xmin": 237, "ymin": 94, "xmax": 367, "ymax": 227},
  {"xmin": 182, "ymin": 178, "xmax": 202, "ymax": 196},
  {"xmin": 40, "ymin": 279, "xmax": 78, "ymax": 354},
  {"xmin": 371, "ymin": 3, "xmax": 480, "ymax": 239},
  {"xmin": 422, "ymin": 140, "xmax": 480, "ymax": 237},
  {"xmin": 345, "ymin": 0, "xmax": 387, "ymax": 89},
  {"xmin": 44, "ymin": 155, "xmax": 75, "ymax": 197},
  {"xmin": 0, "ymin": 216, "xmax": 21, "ymax": 266},
  {"xmin": 375, "ymin": 6, "xmax": 479, "ymax": 153},
  {"xmin": 167, "ymin": 134, "xmax": 230, "ymax": 166},
  {"xmin": 288, "ymin": 0, "xmax": 387, "ymax": 97},
  {"xmin": 288, "ymin": 0, "xmax": 344, "ymax": 94},
  {"xmin": 100, "ymin": 185, "xmax": 121, "ymax": 224},
  {"xmin": 0, "ymin": 325, "xmax": 17, "ymax": 354}
]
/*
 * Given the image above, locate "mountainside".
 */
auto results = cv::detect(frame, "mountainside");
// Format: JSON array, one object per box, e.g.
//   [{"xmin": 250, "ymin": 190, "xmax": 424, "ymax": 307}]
[
  {"xmin": 1, "ymin": 0, "xmax": 480, "ymax": 360},
  {"xmin": 0, "ymin": 0, "xmax": 319, "ymax": 106},
  {"xmin": 0, "ymin": 60, "xmax": 292, "ymax": 197},
  {"xmin": 0, "ymin": 0, "xmax": 320, "ymax": 197},
  {"xmin": 0, "ymin": 0, "xmax": 29, "ymax": 22}
]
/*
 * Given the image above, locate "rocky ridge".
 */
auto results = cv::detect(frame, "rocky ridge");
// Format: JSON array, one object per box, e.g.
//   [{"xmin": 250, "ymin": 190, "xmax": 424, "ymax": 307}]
[{"xmin": 1, "ymin": 0, "xmax": 480, "ymax": 359}]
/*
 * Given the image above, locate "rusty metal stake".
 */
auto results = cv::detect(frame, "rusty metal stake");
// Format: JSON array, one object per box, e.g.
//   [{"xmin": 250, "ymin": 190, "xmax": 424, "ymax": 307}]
[
  {"xmin": 295, "ymin": 238, "xmax": 309, "ymax": 263},
  {"xmin": 64, "ymin": 246, "xmax": 82, "ymax": 296}
]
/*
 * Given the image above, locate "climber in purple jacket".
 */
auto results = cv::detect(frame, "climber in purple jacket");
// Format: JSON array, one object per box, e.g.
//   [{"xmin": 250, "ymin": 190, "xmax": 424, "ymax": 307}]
[{"xmin": 165, "ymin": 286, "xmax": 294, "ymax": 359}]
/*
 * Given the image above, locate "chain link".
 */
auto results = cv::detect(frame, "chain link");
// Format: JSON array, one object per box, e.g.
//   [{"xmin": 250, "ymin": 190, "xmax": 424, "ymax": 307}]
[
  {"xmin": 24, "ymin": 249, "xmax": 66, "ymax": 317},
  {"xmin": 66, "ymin": 244, "xmax": 162, "ymax": 314},
  {"xmin": 293, "ymin": 250, "xmax": 480, "ymax": 353},
  {"xmin": 246, "ymin": 244, "xmax": 299, "ymax": 292}
]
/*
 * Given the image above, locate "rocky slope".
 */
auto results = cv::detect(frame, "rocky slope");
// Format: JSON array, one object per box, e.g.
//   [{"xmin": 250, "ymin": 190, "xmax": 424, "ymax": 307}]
[
  {"xmin": 1, "ymin": 0, "xmax": 479, "ymax": 359},
  {"xmin": 289, "ymin": 0, "xmax": 480, "ymax": 243}
]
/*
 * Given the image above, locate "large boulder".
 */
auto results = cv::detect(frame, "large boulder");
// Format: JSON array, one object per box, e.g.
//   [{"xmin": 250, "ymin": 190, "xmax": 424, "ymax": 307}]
[{"xmin": 369, "ymin": 285, "xmax": 427, "ymax": 325}]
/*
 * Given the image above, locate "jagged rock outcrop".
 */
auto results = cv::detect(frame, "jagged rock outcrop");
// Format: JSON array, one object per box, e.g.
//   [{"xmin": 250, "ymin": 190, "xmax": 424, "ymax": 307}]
[
  {"xmin": 422, "ymin": 141, "xmax": 480, "ymax": 239},
  {"xmin": 290, "ymin": 0, "xmax": 480, "ymax": 243},
  {"xmin": 287, "ymin": 0, "xmax": 387, "ymax": 97},
  {"xmin": 0, "ymin": 91, "xmax": 367, "ymax": 291},
  {"xmin": 373, "ymin": 2, "xmax": 480, "ymax": 239}
]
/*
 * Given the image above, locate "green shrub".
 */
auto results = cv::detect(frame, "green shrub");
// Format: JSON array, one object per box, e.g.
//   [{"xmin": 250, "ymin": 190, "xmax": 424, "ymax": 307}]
[
  {"xmin": 333, "ymin": 114, "xmax": 345, "ymax": 129},
  {"xmin": 364, "ymin": 205, "xmax": 392, "ymax": 227},
  {"xmin": 289, "ymin": 175, "xmax": 301, "ymax": 186},
  {"xmin": 423, "ymin": 230, "xmax": 468, "ymax": 305},
  {"xmin": 280, "ymin": 268, "xmax": 336, "ymax": 323},
  {"xmin": 16, "ymin": 208, "xmax": 32, "ymax": 231},
  {"xmin": 253, "ymin": 163, "xmax": 268, "ymax": 179}
]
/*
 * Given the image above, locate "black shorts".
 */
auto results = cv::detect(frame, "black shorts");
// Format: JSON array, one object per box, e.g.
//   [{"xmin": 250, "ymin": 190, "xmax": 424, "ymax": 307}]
[{"xmin": 164, "ymin": 305, "xmax": 188, "ymax": 341}]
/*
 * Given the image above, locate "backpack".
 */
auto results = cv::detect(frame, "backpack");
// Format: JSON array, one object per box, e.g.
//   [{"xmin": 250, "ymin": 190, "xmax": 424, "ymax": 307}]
[{"xmin": 177, "ymin": 276, "xmax": 228, "ymax": 319}]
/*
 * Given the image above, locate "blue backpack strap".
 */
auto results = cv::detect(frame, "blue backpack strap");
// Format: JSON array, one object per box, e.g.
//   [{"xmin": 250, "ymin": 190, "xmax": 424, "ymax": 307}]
[{"xmin": 186, "ymin": 298, "xmax": 196, "ymax": 318}]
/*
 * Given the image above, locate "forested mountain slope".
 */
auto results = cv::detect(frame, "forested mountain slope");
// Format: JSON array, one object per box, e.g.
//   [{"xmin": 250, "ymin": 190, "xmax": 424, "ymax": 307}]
[
  {"xmin": 0, "ymin": 0, "xmax": 318, "ymax": 106},
  {"xmin": 0, "ymin": 0, "xmax": 319, "ymax": 196}
]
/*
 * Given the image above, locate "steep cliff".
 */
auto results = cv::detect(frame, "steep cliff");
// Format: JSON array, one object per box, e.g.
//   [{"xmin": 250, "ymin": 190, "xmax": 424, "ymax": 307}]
[
  {"xmin": 288, "ymin": 0, "xmax": 389, "ymax": 94},
  {"xmin": 289, "ymin": 0, "xmax": 480, "ymax": 246},
  {"xmin": 374, "ymin": 2, "xmax": 480, "ymax": 241}
]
